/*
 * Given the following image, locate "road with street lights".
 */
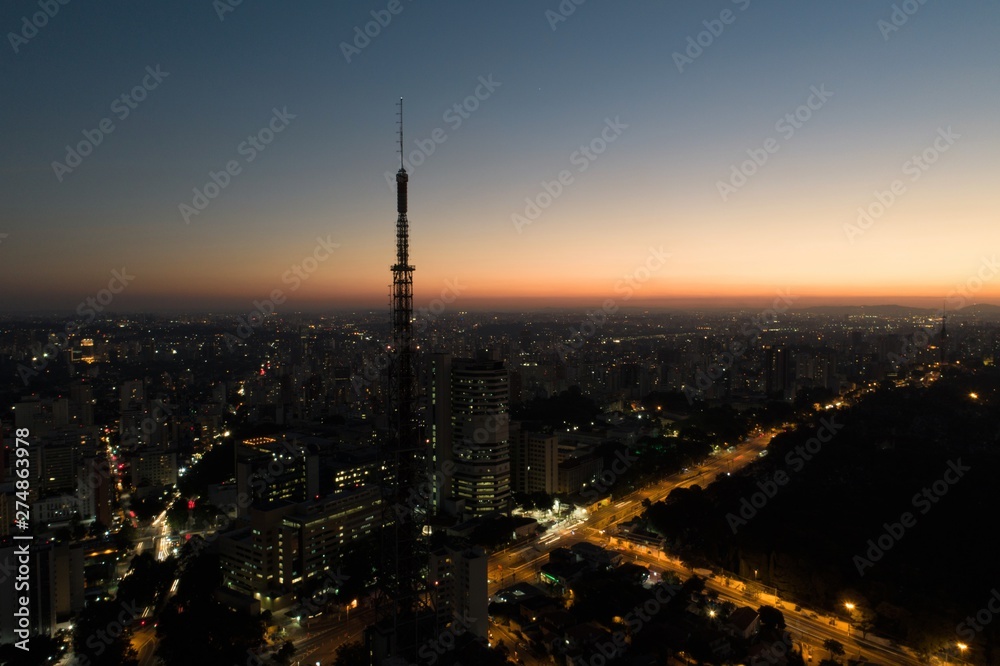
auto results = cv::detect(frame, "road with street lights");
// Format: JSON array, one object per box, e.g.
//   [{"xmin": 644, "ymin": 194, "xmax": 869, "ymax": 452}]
[
  {"xmin": 485, "ymin": 431, "xmax": 928, "ymax": 666},
  {"xmin": 487, "ymin": 433, "xmax": 773, "ymax": 598}
]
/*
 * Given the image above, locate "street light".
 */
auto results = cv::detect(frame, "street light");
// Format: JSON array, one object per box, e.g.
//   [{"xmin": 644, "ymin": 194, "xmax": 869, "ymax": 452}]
[{"xmin": 844, "ymin": 602, "xmax": 855, "ymax": 636}]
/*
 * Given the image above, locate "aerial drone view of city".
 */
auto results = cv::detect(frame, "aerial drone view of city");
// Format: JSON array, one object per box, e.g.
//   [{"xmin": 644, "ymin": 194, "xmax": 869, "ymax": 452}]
[{"xmin": 1, "ymin": 2, "xmax": 999, "ymax": 665}]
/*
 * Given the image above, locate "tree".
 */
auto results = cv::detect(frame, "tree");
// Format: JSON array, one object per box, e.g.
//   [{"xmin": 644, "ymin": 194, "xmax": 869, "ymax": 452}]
[
  {"xmin": 333, "ymin": 640, "xmax": 368, "ymax": 666},
  {"xmin": 165, "ymin": 498, "xmax": 189, "ymax": 533},
  {"xmin": 114, "ymin": 523, "xmax": 137, "ymax": 553},
  {"xmin": 823, "ymin": 638, "xmax": 845, "ymax": 660},
  {"xmin": 155, "ymin": 552, "xmax": 265, "ymax": 666},
  {"xmin": 272, "ymin": 640, "xmax": 295, "ymax": 665},
  {"xmin": 89, "ymin": 519, "xmax": 110, "ymax": 538},
  {"xmin": 130, "ymin": 493, "xmax": 167, "ymax": 522},
  {"xmin": 0, "ymin": 635, "xmax": 62, "ymax": 665},
  {"xmin": 758, "ymin": 604, "xmax": 786, "ymax": 630},
  {"xmin": 72, "ymin": 600, "xmax": 140, "ymax": 666},
  {"xmin": 117, "ymin": 552, "xmax": 176, "ymax": 608},
  {"xmin": 856, "ymin": 617, "xmax": 875, "ymax": 639},
  {"xmin": 70, "ymin": 512, "xmax": 88, "ymax": 540}
]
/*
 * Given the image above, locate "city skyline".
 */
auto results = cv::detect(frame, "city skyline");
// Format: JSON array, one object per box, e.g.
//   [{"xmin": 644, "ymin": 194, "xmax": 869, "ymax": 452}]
[
  {"xmin": 5, "ymin": 4, "xmax": 1000, "ymax": 664},
  {"xmin": 2, "ymin": 2, "xmax": 999, "ymax": 312}
]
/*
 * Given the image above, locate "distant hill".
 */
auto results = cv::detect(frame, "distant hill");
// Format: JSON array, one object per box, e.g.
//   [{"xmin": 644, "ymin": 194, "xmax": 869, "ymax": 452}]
[
  {"xmin": 954, "ymin": 303, "xmax": 1000, "ymax": 318},
  {"xmin": 796, "ymin": 304, "xmax": 935, "ymax": 317}
]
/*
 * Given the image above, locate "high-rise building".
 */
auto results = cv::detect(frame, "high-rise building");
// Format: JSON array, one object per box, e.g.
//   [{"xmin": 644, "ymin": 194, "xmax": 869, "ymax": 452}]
[
  {"xmin": 78, "ymin": 456, "xmax": 114, "ymax": 526},
  {"xmin": 511, "ymin": 428, "xmax": 559, "ymax": 495},
  {"xmin": 119, "ymin": 380, "xmax": 144, "ymax": 412},
  {"xmin": 69, "ymin": 382, "xmax": 95, "ymax": 426},
  {"xmin": 428, "ymin": 545, "xmax": 488, "ymax": 639},
  {"xmin": 0, "ymin": 489, "xmax": 14, "ymax": 538},
  {"xmin": 449, "ymin": 356, "xmax": 511, "ymax": 517},
  {"xmin": 764, "ymin": 346, "xmax": 790, "ymax": 399},
  {"xmin": 52, "ymin": 542, "xmax": 86, "ymax": 621},
  {"xmin": 234, "ymin": 438, "xmax": 319, "ymax": 518},
  {"xmin": 217, "ymin": 485, "xmax": 381, "ymax": 611},
  {"xmin": 282, "ymin": 486, "xmax": 382, "ymax": 583},
  {"xmin": 128, "ymin": 448, "xmax": 178, "ymax": 490},
  {"xmin": 0, "ymin": 540, "xmax": 74, "ymax": 642}
]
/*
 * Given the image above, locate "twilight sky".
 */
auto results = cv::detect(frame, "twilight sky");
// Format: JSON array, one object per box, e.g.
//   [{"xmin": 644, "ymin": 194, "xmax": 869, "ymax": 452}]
[{"xmin": 1, "ymin": 1, "xmax": 998, "ymax": 313}]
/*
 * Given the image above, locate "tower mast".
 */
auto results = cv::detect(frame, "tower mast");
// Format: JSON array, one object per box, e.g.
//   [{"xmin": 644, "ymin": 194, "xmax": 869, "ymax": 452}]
[{"xmin": 374, "ymin": 97, "xmax": 432, "ymax": 661}]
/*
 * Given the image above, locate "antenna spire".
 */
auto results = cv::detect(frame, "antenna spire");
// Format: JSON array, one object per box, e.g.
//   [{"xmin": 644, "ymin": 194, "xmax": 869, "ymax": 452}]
[{"xmin": 397, "ymin": 97, "xmax": 404, "ymax": 171}]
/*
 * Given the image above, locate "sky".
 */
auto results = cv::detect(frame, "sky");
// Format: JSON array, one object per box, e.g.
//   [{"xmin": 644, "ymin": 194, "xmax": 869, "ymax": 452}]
[{"xmin": 1, "ymin": 1, "xmax": 998, "ymax": 313}]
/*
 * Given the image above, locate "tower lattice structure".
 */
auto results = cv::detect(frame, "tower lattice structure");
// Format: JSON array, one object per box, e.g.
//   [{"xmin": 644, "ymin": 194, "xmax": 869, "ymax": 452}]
[{"xmin": 373, "ymin": 97, "xmax": 436, "ymax": 662}]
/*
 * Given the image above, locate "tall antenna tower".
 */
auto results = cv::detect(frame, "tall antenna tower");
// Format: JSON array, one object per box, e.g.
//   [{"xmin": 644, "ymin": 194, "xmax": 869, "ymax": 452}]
[{"xmin": 372, "ymin": 97, "xmax": 434, "ymax": 662}]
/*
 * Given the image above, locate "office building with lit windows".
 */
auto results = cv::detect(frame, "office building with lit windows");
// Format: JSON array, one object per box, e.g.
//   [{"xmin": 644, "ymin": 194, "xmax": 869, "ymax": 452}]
[
  {"xmin": 431, "ymin": 353, "xmax": 511, "ymax": 518},
  {"xmin": 216, "ymin": 485, "xmax": 381, "ymax": 611}
]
